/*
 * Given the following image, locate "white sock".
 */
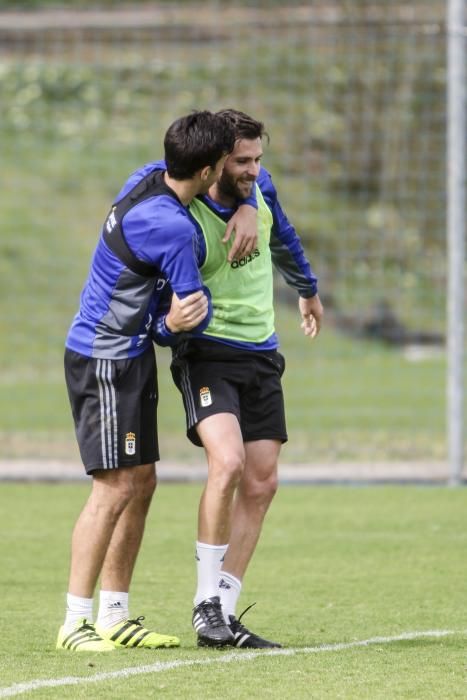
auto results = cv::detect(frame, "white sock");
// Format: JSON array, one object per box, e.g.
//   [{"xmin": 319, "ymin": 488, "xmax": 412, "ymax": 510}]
[
  {"xmin": 194, "ymin": 541, "xmax": 228, "ymax": 606},
  {"xmin": 217, "ymin": 571, "xmax": 242, "ymax": 622},
  {"xmin": 96, "ymin": 590, "xmax": 129, "ymax": 630},
  {"xmin": 64, "ymin": 593, "xmax": 94, "ymax": 630}
]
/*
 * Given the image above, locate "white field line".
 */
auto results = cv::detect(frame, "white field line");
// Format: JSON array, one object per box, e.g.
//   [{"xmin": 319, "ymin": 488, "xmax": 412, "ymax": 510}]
[{"xmin": 0, "ymin": 629, "xmax": 462, "ymax": 698}]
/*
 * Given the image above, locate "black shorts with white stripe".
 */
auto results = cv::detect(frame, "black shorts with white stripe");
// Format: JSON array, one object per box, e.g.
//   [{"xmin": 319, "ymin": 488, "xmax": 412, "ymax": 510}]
[
  {"xmin": 170, "ymin": 338, "xmax": 288, "ymax": 447},
  {"xmin": 64, "ymin": 345, "xmax": 159, "ymax": 474}
]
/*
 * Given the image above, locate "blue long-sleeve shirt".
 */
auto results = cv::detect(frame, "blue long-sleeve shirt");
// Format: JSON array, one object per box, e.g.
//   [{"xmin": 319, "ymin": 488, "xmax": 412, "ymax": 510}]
[
  {"xmin": 152, "ymin": 162, "xmax": 318, "ymax": 351},
  {"xmin": 66, "ymin": 163, "xmax": 213, "ymax": 359}
]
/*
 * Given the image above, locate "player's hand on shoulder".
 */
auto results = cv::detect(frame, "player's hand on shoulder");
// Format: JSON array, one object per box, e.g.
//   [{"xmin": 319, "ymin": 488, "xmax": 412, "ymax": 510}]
[{"xmin": 223, "ymin": 204, "xmax": 258, "ymax": 262}]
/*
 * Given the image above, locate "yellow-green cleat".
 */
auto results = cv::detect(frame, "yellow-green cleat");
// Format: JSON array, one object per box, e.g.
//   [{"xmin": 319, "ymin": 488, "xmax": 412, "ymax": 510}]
[
  {"xmin": 56, "ymin": 618, "xmax": 115, "ymax": 652},
  {"xmin": 96, "ymin": 615, "xmax": 180, "ymax": 649}
]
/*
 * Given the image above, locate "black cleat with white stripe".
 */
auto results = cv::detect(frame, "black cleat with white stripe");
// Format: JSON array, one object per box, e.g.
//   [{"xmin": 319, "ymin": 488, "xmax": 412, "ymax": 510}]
[
  {"xmin": 229, "ymin": 604, "xmax": 282, "ymax": 649},
  {"xmin": 192, "ymin": 596, "xmax": 234, "ymax": 647}
]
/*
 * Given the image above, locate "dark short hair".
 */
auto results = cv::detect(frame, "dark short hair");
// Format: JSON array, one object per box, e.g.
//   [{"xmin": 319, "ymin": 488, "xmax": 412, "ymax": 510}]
[
  {"xmin": 164, "ymin": 110, "xmax": 235, "ymax": 180},
  {"xmin": 215, "ymin": 108, "xmax": 269, "ymax": 143}
]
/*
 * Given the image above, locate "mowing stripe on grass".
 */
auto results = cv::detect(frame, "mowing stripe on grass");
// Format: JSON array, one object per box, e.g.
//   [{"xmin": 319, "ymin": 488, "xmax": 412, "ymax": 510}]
[{"xmin": 0, "ymin": 629, "xmax": 461, "ymax": 698}]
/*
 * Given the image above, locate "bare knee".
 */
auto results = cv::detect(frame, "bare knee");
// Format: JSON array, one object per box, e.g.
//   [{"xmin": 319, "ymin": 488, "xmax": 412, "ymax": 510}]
[
  {"xmin": 86, "ymin": 483, "xmax": 130, "ymax": 525},
  {"xmin": 241, "ymin": 470, "xmax": 278, "ymax": 508},
  {"xmin": 91, "ymin": 464, "xmax": 156, "ymax": 517},
  {"xmin": 208, "ymin": 451, "xmax": 245, "ymax": 493},
  {"xmin": 123, "ymin": 464, "xmax": 157, "ymax": 513},
  {"xmin": 133, "ymin": 467, "xmax": 157, "ymax": 509}
]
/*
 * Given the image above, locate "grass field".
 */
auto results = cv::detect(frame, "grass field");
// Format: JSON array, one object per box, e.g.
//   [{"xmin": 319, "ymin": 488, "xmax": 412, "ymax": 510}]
[
  {"xmin": 1, "ymin": 482, "xmax": 467, "ymax": 699},
  {"xmin": 0, "ymin": 303, "xmax": 450, "ymax": 464}
]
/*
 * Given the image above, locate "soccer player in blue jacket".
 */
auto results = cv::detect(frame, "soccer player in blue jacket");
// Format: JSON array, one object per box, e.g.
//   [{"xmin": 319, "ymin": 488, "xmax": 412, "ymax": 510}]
[{"xmin": 57, "ymin": 111, "xmax": 244, "ymax": 652}]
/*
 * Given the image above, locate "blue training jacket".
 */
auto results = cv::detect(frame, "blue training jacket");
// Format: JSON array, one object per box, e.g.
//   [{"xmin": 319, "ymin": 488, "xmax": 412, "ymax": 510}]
[{"xmin": 65, "ymin": 163, "xmax": 213, "ymax": 360}]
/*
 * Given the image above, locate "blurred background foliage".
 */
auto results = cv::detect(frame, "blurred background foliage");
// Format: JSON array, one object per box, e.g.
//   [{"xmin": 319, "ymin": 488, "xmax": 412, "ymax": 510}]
[{"xmin": 0, "ymin": 1, "xmax": 463, "ymax": 464}]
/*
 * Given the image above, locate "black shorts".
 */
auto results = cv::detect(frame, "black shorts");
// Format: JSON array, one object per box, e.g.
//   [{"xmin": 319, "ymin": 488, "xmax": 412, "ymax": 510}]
[
  {"xmin": 170, "ymin": 339, "xmax": 288, "ymax": 447},
  {"xmin": 64, "ymin": 345, "xmax": 159, "ymax": 474}
]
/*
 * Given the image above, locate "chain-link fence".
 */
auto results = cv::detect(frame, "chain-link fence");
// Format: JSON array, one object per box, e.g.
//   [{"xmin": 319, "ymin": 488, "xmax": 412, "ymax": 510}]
[{"xmin": 1, "ymin": 2, "xmax": 465, "ymax": 471}]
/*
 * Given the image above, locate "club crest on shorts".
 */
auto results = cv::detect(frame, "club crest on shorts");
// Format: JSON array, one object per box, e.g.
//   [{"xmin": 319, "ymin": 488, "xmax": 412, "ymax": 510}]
[
  {"xmin": 199, "ymin": 386, "xmax": 212, "ymax": 407},
  {"xmin": 125, "ymin": 432, "xmax": 136, "ymax": 455}
]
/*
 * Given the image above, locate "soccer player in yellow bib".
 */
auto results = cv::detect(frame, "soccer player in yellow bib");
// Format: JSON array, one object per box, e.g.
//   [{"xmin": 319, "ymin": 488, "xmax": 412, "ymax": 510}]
[{"xmin": 155, "ymin": 110, "xmax": 323, "ymax": 648}]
